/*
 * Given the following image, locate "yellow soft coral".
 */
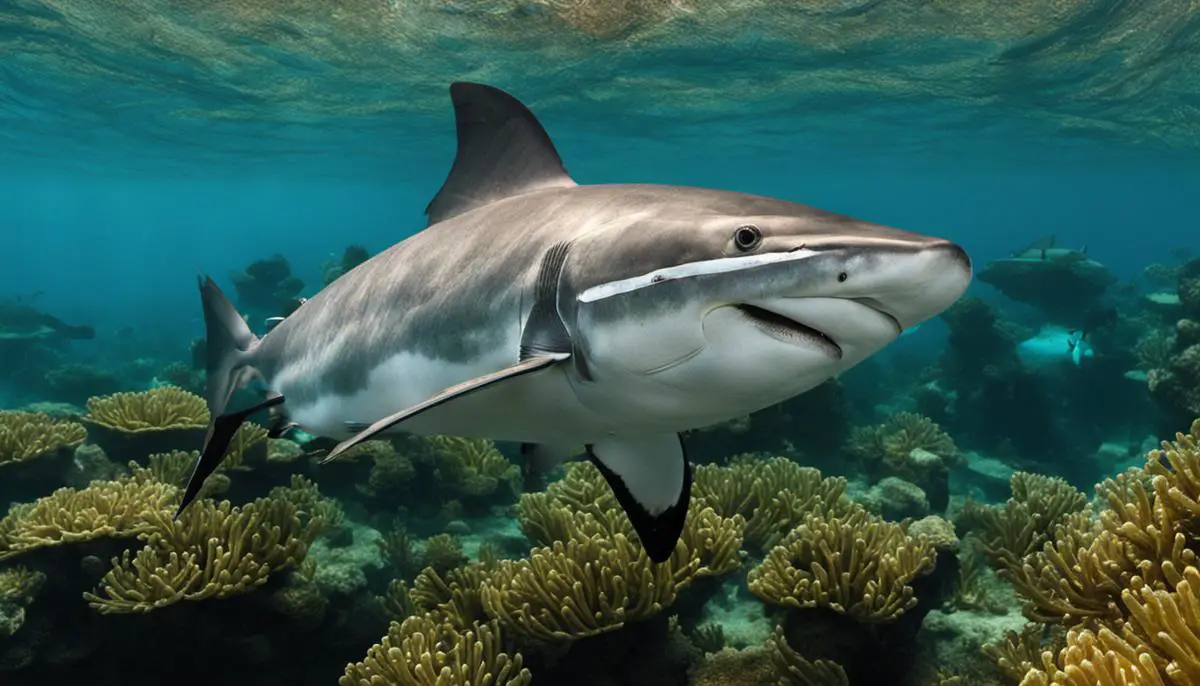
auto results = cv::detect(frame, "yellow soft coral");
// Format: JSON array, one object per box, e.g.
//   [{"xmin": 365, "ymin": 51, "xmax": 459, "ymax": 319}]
[
  {"xmin": 693, "ymin": 456, "xmax": 851, "ymax": 551},
  {"xmin": 747, "ymin": 507, "xmax": 936, "ymax": 623},
  {"xmin": 0, "ymin": 477, "xmax": 179, "ymax": 560},
  {"xmin": 84, "ymin": 386, "xmax": 209, "ymax": 432},
  {"xmin": 481, "ymin": 531, "xmax": 681, "ymax": 642},
  {"xmin": 0, "ymin": 411, "xmax": 87, "ymax": 467},
  {"xmin": 340, "ymin": 614, "xmax": 531, "ymax": 686},
  {"xmin": 83, "ymin": 495, "xmax": 322, "ymax": 613},
  {"xmin": 428, "ymin": 436, "xmax": 519, "ymax": 499}
]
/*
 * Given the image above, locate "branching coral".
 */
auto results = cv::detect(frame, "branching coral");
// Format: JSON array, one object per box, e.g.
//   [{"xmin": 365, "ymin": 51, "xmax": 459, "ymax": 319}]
[
  {"xmin": 411, "ymin": 563, "xmax": 492, "ymax": 628},
  {"xmin": 429, "ymin": 436, "xmax": 520, "ymax": 500},
  {"xmin": 846, "ymin": 412, "xmax": 960, "ymax": 472},
  {"xmin": 340, "ymin": 614, "xmax": 531, "ymax": 686},
  {"xmin": 131, "ymin": 450, "xmax": 230, "ymax": 498},
  {"xmin": 692, "ymin": 456, "xmax": 851, "ymax": 551},
  {"xmin": 0, "ymin": 476, "xmax": 179, "ymax": 560},
  {"xmin": 987, "ymin": 418, "xmax": 1200, "ymax": 684},
  {"xmin": 0, "ymin": 410, "xmax": 87, "ymax": 467},
  {"xmin": 269, "ymin": 474, "xmax": 345, "ymax": 529},
  {"xmin": 0, "ymin": 566, "xmax": 44, "ymax": 606},
  {"xmin": 83, "ymin": 495, "xmax": 322, "ymax": 613},
  {"xmin": 769, "ymin": 626, "xmax": 849, "ymax": 686},
  {"xmin": 84, "ymin": 386, "xmax": 209, "ymax": 432},
  {"xmin": 746, "ymin": 507, "xmax": 936, "ymax": 623},
  {"xmin": 481, "ymin": 531, "xmax": 682, "ymax": 643},
  {"xmin": 960, "ymin": 472, "xmax": 1088, "ymax": 576},
  {"xmin": 1019, "ymin": 626, "xmax": 1164, "ymax": 686}
]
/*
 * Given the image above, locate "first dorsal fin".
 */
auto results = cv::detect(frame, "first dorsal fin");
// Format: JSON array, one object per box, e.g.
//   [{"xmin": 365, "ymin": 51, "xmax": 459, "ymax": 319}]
[{"xmin": 425, "ymin": 82, "xmax": 577, "ymax": 226}]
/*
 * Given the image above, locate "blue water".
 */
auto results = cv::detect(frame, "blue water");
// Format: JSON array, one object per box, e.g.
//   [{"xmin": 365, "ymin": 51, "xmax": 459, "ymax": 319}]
[{"xmin": 2, "ymin": 0, "xmax": 1197, "ymax": 354}]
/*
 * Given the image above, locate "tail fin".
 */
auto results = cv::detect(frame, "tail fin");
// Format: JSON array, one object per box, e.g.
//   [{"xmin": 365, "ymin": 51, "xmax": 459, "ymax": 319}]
[
  {"xmin": 175, "ymin": 277, "xmax": 269, "ymax": 517},
  {"xmin": 199, "ymin": 276, "xmax": 259, "ymax": 421}
]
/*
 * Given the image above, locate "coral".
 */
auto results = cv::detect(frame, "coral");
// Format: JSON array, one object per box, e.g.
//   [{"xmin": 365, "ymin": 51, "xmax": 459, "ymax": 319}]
[
  {"xmin": 769, "ymin": 626, "xmax": 849, "ymax": 685},
  {"xmin": 44, "ymin": 363, "xmax": 122, "ymax": 404},
  {"xmin": 690, "ymin": 646, "xmax": 777, "ymax": 686},
  {"xmin": 269, "ymin": 474, "xmax": 345, "ymax": 530},
  {"xmin": 847, "ymin": 412, "xmax": 959, "ymax": 471},
  {"xmin": 692, "ymin": 455, "xmax": 851, "ymax": 552},
  {"xmin": 690, "ymin": 623, "xmax": 727, "ymax": 654},
  {"xmin": 984, "ymin": 418, "xmax": 1200, "ymax": 685},
  {"xmin": 0, "ymin": 410, "xmax": 87, "ymax": 468},
  {"xmin": 340, "ymin": 614, "xmax": 531, "ymax": 686},
  {"xmin": 983, "ymin": 624, "xmax": 1066, "ymax": 683},
  {"xmin": 322, "ymin": 244, "xmax": 371, "ymax": 286},
  {"xmin": 410, "ymin": 563, "xmax": 493, "ymax": 628},
  {"xmin": 481, "ymin": 531, "xmax": 682, "ymax": 642},
  {"xmin": 429, "ymin": 436, "xmax": 520, "ymax": 500},
  {"xmin": 421, "ymin": 534, "xmax": 468, "ymax": 576},
  {"xmin": 358, "ymin": 440, "xmax": 417, "ymax": 496},
  {"xmin": 83, "ymin": 495, "xmax": 322, "ymax": 613},
  {"xmin": 378, "ymin": 519, "xmax": 419, "ymax": 578},
  {"xmin": 380, "ymin": 578, "xmax": 416, "ymax": 621},
  {"xmin": 486, "ymin": 479, "xmax": 743, "ymax": 643},
  {"xmin": 960, "ymin": 472, "xmax": 1088, "ymax": 577},
  {"xmin": 0, "ymin": 566, "xmax": 44, "ymax": 606},
  {"xmin": 0, "ymin": 476, "xmax": 178, "ymax": 560},
  {"xmin": 747, "ymin": 507, "xmax": 937, "ymax": 623},
  {"xmin": 131, "ymin": 450, "xmax": 230, "ymax": 499},
  {"xmin": 1019, "ymin": 626, "xmax": 1163, "ymax": 686},
  {"xmin": 83, "ymin": 386, "xmax": 209, "ymax": 432},
  {"xmin": 232, "ymin": 254, "xmax": 304, "ymax": 317}
]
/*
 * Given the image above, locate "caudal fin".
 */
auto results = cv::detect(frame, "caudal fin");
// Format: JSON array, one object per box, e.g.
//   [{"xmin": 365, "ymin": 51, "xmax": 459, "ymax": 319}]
[{"xmin": 175, "ymin": 277, "xmax": 269, "ymax": 517}]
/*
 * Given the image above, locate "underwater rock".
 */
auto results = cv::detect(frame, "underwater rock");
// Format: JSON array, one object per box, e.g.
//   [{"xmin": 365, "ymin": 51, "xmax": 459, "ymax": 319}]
[
  {"xmin": 42, "ymin": 364, "xmax": 122, "ymax": 406},
  {"xmin": 919, "ymin": 607, "xmax": 1027, "ymax": 682},
  {"xmin": 1179, "ymin": 257, "xmax": 1200, "ymax": 317},
  {"xmin": 863, "ymin": 476, "xmax": 930, "ymax": 521},
  {"xmin": 954, "ymin": 451, "xmax": 1016, "ymax": 502},
  {"xmin": 689, "ymin": 645, "xmax": 776, "ymax": 686},
  {"xmin": 263, "ymin": 578, "xmax": 329, "ymax": 632},
  {"xmin": 62, "ymin": 443, "xmax": 122, "ymax": 489},
  {"xmin": 977, "ymin": 255, "xmax": 1116, "ymax": 322},
  {"xmin": 308, "ymin": 522, "xmax": 385, "ymax": 597},
  {"xmin": 232, "ymin": 254, "xmax": 305, "ymax": 322}
]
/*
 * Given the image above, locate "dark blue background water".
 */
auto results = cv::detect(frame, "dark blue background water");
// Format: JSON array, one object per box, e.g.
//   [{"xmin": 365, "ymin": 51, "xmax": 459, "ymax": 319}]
[{"xmin": 2, "ymin": 0, "xmax": 1197, "ymax": 351}]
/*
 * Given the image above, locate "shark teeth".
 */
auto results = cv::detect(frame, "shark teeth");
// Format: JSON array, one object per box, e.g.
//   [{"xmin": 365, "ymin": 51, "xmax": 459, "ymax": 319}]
[{"xmin": 734, "ymin": 304, "xmax": 843, "ymax": 358}]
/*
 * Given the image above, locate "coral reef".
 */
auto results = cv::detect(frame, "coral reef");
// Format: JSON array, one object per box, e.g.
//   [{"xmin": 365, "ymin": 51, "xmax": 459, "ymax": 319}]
[
  {"xmin": 846, "ymin": 411, "xmax": 960, "ymax": 512},
  {"xmin": 1147, "ymin": 258, "xmax": 1200, "ymax": 432},
  {"xmin": 339, "ymin": 615, "xmax": 531, "ymax": 686},
  {"xmin": 0, "ymin": 411, "xmax": 86, "ymax": 469},
  {"xmin": 231, "ymin": 254, "xmax": 305, "ymax": 320},
  {"xmin": 82, "ymin": 386, "xmax": 210, "ymax": 459},
  {"xmin": 83, "ymin": 495, "xmax": 322, "ymax": 613},
  {"xmin": 965, "ymin": 418, "xmax": 1200, "ymax": 685}
]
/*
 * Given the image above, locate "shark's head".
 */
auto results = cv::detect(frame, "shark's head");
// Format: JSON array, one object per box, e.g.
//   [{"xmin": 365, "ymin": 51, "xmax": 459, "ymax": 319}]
[{"xmin": 560, "ymin": 187, "xmax": 972, "ymax": 425}]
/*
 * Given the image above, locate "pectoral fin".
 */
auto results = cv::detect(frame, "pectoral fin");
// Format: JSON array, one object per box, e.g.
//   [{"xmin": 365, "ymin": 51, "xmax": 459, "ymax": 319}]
[
  {"xmin": 588, "ymin": 433, "xmax": 693, "ymax": 564},
  {"xmin": 322, "ymin": 353, "xmax": 569, "ymax": 463}
]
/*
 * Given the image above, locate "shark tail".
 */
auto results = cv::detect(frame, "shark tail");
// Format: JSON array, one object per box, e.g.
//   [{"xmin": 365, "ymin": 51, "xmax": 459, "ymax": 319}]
[
  {"xmin": 175, "ymin": 277, "xmax": 278, "ymax": 517},
  {"xmin": 199, "ymin": 275, "xmax": 260, "ymax": 420}
]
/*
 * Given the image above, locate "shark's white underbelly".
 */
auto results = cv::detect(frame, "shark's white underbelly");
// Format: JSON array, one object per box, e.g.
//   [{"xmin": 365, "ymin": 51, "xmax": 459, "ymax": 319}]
[{"xmin": 275, "ymin": 348, "xmax": 611, "ymax": 444}]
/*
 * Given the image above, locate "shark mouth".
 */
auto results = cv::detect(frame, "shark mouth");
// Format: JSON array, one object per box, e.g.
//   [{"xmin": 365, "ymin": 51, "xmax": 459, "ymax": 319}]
[{"xmin": 734, "ymin": 304, "xmax": 843, "ymax": 359}]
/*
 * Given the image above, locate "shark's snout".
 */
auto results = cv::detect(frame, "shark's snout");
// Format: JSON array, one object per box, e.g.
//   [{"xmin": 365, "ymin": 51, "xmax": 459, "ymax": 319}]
[{"xmin": 860, "ymin": 241, "xmax": 972, "ymax": 331}]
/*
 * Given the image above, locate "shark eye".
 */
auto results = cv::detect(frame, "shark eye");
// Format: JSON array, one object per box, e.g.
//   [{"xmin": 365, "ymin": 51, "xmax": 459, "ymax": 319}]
[
  {"xmin": 733, "ymin": 225, "xmax": 762, "ymax": 252},
  {"xmin": 838, "ymin": 272, "xmax": 848, "ymax": 282}
]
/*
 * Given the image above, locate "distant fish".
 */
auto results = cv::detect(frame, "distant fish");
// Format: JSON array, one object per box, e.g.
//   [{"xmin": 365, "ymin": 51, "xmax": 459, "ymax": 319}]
[
  {"xmin": 1011, "ymin": 235, "xmax": 1088, "ymax": 262},
  {"xmin": 1066, "ymin": 329, "xmax": 1094, "ymax": 367}
]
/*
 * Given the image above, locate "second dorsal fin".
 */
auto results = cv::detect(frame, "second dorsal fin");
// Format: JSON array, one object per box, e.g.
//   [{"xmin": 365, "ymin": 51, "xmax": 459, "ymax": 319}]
[{"xmin": 425, "ymin": 82, "xmax": 577, "ymax": 226}]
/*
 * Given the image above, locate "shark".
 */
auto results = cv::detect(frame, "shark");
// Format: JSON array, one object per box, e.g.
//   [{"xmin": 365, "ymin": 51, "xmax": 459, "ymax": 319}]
[{"xmin": 178, "ymin": 82, "xmax": 973, "ymax": 562}]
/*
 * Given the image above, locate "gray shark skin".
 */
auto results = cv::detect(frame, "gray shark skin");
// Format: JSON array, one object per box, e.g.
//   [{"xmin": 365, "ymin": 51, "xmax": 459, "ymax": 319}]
[{"xmin": 179, "ymin": 82, "xmax": 973, "ymax": 563}]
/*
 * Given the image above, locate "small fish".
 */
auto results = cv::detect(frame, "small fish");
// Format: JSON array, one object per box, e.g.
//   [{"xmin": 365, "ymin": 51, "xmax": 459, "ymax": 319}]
[{"xmin": 1066, "ymin": 329, "xmax": 1094, "ymax": 367}]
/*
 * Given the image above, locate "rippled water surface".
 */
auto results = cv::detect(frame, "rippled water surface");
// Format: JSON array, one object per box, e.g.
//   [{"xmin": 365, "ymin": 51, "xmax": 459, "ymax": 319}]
[{"xmin": 3, "ymin": 0, "xmax": 1199, "ymax": 177}]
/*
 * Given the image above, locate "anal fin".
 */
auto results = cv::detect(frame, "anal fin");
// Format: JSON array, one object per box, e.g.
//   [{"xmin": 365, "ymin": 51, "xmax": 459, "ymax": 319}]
[
  {"xmin": 588, "ymin": 433, "xmax": 692, "ymax": 564},
  {"xmin": 323, "ymin": 353, "xmax": 568, "ymax": 462}
]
